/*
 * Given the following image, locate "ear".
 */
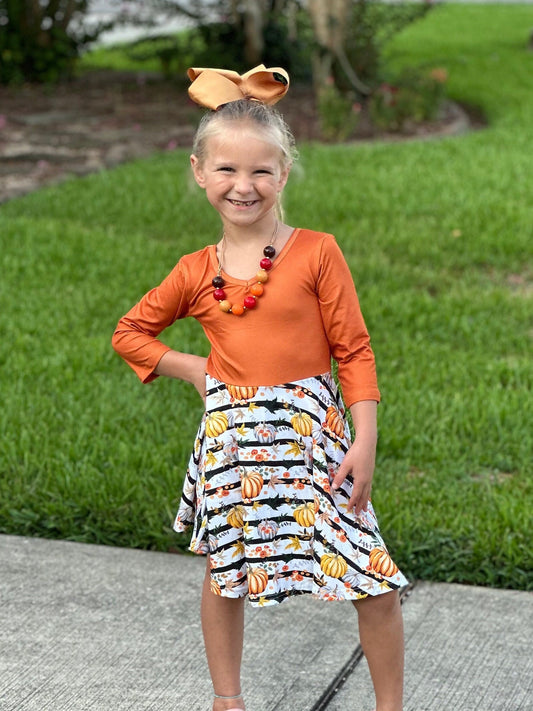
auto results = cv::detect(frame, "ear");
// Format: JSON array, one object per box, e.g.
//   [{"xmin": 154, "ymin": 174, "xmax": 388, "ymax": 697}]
[
  {"xmin": 277, "ymin": 163, "xmax": 291, "ymax": 193},
  {"xmin": 190, "ymin": 154, "xmax": 206, "ymax": 188}
]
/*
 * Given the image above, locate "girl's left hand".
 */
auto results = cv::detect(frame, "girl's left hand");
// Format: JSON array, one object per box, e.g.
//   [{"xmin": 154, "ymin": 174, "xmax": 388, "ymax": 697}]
[{"xmin": 332, "ymin": 437, "xmax": 376, "ymax": 514}]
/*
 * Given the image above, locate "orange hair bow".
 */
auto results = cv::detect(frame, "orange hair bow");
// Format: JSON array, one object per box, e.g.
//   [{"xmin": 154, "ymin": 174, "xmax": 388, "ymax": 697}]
[{"xmin": 187, "ymin": 64, "xmax": 290, "ymax": 110}]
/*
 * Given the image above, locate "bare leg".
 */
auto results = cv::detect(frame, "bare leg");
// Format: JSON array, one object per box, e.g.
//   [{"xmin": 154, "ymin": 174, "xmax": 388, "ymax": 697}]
[
  {"xmin": 353, "ymin": 590, "xmax": 404, "ymax": 711},
  {"xmin": 201, "ymin": 559, "xmax": 246, "ymax": 711}
]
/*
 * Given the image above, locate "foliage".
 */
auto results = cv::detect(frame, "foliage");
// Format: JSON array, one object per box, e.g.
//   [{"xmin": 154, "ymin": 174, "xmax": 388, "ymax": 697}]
[
  {"xmin": 124, "ymin": 31, "xmax": 203, "ymax": 78},
  {"xmin": 1, "ymin": 6, "xmax": 532, "ymax": 589},
  {"xmin": 369, "ymin": 67, "xmax": 448, "ymax": 132},
  {"xmin": 317, "ymin": 81, "xmax": 361, "ymax": 142},
  {"xmin": 0, "ymin": 0, "xmax": 102, "ymax": 83},
  {"xmin": 153, "ymin": 6, "xmax": 312, "ymax": 82},
  {"xmin": 333, "ymin": 0, "xmax": 434, "ymax": 91},
  {"xmin": 310, "ymin": 0, "xmax": 438, "ymax": 139},
  {"xmin": 0, "ymin": 0, "xmax": 209, "ymax": 84}
]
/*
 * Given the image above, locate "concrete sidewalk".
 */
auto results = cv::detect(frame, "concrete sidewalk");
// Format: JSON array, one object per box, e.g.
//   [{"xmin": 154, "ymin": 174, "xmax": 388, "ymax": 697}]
[{"xmin": 1, "ymin": 535, "xmax": 531, "ymax": 711}]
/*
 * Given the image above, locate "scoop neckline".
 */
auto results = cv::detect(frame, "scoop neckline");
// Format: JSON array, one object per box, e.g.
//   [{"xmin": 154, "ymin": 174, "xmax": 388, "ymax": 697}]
[{"xmin": 208, "ymin": 227, "xmax": 300, "ymax": 285}]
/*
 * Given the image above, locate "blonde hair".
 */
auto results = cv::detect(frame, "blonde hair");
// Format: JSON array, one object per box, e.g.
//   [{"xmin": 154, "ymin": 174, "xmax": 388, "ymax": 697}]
[{"xmin": 192, "ymin": 99, "xmax": 298, "ymax": 172}]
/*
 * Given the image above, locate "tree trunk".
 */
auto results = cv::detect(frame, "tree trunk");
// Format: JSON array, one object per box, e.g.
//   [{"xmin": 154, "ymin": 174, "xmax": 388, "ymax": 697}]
[
  {"xmin": 242, "ymin": 0, "xmax": 265, "ymax": 66},
  {"xmin": 308, "ymin": 0, "xmax": 350, "ymax": 52},
  {"xmin": 308, "ymin": 0, "xmax": 370, "ymax": 95}
]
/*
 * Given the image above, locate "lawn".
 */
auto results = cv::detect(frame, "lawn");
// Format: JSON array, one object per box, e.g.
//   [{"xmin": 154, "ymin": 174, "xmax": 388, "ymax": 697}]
[{"xmin": 1, "ymin": 4, "xmax": 531, "ymax": 589}]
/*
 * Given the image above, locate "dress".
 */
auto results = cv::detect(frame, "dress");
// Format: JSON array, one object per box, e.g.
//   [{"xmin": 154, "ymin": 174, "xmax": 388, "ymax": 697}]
[{"xmin": 112, "ymin": 228, "xmax": 408, "ymax": 606}]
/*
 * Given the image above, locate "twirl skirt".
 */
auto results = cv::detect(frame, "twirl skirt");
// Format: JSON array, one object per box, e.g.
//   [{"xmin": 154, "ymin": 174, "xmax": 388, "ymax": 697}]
[{"xmin": 173, "ymin": 373, "xmax": 408, "ymax": 607}]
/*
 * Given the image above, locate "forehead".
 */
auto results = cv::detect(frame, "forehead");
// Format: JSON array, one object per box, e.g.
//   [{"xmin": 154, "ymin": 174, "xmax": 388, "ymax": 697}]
[{"xmin": 204, "ymin": 122, "xmax": 283, "ymax": 164}]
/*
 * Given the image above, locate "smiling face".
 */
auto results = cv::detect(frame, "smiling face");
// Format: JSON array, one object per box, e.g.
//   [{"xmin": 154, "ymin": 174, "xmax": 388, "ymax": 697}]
[{"xmin": 190, "ymin": 120, "xmax": 290, "ymax": 232}]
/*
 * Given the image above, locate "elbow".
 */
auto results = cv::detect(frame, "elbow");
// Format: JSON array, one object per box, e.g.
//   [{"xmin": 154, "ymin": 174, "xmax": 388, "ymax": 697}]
[{"xmin": 111, "ymin": 324, "xmax": 126, "ymax": 356}]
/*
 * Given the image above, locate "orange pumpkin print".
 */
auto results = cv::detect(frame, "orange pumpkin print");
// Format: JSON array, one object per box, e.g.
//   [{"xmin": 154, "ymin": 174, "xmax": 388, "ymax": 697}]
[
  {"xmin": 320, "ymin": 553, "xmax": 348, "ymax": 579},
  {"xmin": 368, "ymin": 548, "xmax": 399, "ymax": 577},
  {"xmin": 324, "ymin": 406, "xmax": 345, "ymax": 437},
  {"xmin": 227, "ymin": 384, "xmax": 258, "ymax": 401},
  {"xmin": 241, "ymin": 470, "xmax": 263, "ymax": 499},
  {"xmin": 226, "ymin": 505, "xmax": 245, "ymax": 528},
  {"xmin": 247, "ymin": 566, "xmax": 269, "ymax": 594},
  {"xmin": 205, "ymin": 411, "xmax": 229, "ymax": 438},
  {"xmin": 291, "ymin": 411, "xmax": 313, "ymax": 437},
  {"xmin": 293, "ymin": 502, "xmax": 315, "ymax": 528}
]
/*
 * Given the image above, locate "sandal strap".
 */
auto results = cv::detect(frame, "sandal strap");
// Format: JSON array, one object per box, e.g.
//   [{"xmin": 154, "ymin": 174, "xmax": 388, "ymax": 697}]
[{"xmin": 214, "ymin": 692, "xmax": 242, "ymax": 699}]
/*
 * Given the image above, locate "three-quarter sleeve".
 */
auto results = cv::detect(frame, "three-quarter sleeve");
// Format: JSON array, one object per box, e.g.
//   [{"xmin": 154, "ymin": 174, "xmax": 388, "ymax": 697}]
[
  {"xmin": 316, "ymin": 235, "xmax": 380, "ymax": 407},
  {"xmin": 111, "ymin": 262, "xmax": 190, "ymax": 383}
]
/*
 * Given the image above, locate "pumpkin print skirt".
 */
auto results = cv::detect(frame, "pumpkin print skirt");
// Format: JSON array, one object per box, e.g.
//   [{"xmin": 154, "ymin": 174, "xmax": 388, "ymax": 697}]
[{"xmin": 173, "ymin": 373, "xmax": 408, "ymax": 607}]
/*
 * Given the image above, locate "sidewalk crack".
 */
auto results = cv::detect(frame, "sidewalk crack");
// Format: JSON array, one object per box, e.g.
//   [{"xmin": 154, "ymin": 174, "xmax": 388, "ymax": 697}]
[{"xmin": 309, "ymin": 583, "xmax": 416, "ymax": 710}]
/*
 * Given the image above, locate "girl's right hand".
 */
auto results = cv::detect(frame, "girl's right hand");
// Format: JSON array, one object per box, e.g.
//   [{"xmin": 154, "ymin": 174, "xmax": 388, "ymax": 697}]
[
  {"xmin": 154, "ymin": 351, "xmax": 208, "ymax": 403},
  {"xmin": 190, "ymin": 366, "xmax": 207, "ymax": 404}
]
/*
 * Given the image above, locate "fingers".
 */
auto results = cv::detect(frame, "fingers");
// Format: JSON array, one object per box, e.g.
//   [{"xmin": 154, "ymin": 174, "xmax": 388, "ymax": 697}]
[
  {"xmin": 333, "ymin": 470, "xmax": 371, "ymax": 515},
  {"xmin": 348, "ymin": 484, "xmax": 371, "ymax": 515},
  {"xmin": 331, "ymin": 459, "xmax": 349, "ymax": 491}
]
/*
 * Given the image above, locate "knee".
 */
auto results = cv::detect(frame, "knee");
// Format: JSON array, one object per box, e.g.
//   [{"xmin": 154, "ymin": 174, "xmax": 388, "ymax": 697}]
[{"xmin": 353, "ymin": 589, "xmax": 401, "ymax": 619}]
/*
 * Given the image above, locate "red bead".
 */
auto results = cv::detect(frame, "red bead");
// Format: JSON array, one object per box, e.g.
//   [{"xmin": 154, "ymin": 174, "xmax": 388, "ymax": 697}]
[
  {"xmin": 243, "ymin": 295, "xmax": 257, "ymax": 309},
  {"xmin": 260, "ymin": 257, "xmax": 273, "ymax": 270},
  {"xmin": 213, "ymin": 288, "xmax": 226, "ymax": 301}
]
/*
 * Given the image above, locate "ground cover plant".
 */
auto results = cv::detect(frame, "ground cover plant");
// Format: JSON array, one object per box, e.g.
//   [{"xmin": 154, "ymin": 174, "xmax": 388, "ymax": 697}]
[{"xmin": 1, "ymin": 5, "xmax": 531, "ymax": 589}]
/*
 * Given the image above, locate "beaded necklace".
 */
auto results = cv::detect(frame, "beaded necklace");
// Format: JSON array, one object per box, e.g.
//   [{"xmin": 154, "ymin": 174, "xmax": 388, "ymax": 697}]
[{"xmin": 212, "ymin": 222, "xmax": 279, "ymax": 315}]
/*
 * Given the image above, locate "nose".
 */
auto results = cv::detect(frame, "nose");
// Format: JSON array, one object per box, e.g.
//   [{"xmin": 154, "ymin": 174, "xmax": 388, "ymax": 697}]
[{"xmin": 234, "ymin": 172, "xmax": 253, "ymax": 194}]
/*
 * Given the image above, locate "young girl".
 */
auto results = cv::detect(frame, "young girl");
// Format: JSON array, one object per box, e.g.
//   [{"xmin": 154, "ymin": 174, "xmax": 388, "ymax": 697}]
[{"xmin": 112, "ymin": 65, "xmax": 408, "ymax": 711}]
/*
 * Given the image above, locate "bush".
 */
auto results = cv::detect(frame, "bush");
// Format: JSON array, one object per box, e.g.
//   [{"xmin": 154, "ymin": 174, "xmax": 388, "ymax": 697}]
[
  {"xmin": 0, "ymin": 0, "xmax": 102, "ymax": 84},
  {"xmin": 192, "ymin": 14, "xmax": 312, "ymax": 82},
  {"xmin": 369, "ymin": 67, "xmax": 448, "ymax": 132},
  {"xmin": 125, "ymin": 31, "xmax": 203, "ymax": 79},
  {"xmin": 318, "ymin": 81, "xmax": 361, "ymax": 142},
  {"xmin": 333, "ymin": 0, "xmax": 433, "ymax": 91}
]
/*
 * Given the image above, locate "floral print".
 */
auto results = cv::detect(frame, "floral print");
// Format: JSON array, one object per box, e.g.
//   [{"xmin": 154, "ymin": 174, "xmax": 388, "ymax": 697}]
[{"xmin": 174, "ymin": 373, "xmax": 407, "ymax": 607}]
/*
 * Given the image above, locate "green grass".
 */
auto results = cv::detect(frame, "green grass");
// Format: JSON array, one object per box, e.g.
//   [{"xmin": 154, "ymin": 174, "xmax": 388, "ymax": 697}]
[{"xmin": 1, "ymin": 5, "xmax": 532, "ymax": 589}]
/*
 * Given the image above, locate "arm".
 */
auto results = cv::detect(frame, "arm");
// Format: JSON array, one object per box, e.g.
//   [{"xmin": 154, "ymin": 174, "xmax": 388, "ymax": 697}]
[
  {"xmin": 332, "ymin": 399, "xmax": 377, "ymax": 514},
  {"xmin": 315, "ymin": 235, "xmax": 379, "ymax": 513},
  {"xmin": 112, "ymin": 261, "xmax": 191, "ymax": 384},
  {"xmin": 316, "ymin": 235, "xmax": 380, "ymax": 406},
  {"xmin": 154, "ymin": 350, "xmax": 208, "ymax": 402}
]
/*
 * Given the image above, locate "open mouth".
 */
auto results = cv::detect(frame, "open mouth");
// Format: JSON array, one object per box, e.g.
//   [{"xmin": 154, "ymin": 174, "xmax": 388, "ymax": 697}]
[{"xmin": 228, "ymin": 199, "xmax": 257, "ymax": 207}]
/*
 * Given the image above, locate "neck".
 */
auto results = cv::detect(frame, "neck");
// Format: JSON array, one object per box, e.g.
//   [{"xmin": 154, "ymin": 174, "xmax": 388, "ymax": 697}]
[{"xmin": 220, "ymin": 216, "xmax": 279, "ymax": 248}]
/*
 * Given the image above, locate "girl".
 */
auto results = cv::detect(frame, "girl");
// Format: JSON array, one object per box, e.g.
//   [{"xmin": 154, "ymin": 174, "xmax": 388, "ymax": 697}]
[{"xmin": 112, "ymin": 65, "xmax": 408, "ymax": 711}]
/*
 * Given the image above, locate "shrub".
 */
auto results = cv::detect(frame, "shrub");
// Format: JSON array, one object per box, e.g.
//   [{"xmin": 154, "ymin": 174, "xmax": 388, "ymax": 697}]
[
  {"xmin": 333, "ymin": 0, "xmax": 434, "ymax": 91},
  {"xmin": 318, "ymin": 81, "xmax": 361, "ymax": 142},
  {"xmin": 369, "ymin": 67, "xmax": 448, "ymax": 132},
  {"xmin": 0, "ymin": 0, "xmax": 105, "ymax": 84}
]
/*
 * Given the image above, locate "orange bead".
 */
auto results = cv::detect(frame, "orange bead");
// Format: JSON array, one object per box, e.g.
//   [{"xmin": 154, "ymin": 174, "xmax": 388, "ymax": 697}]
[
  {"xmin": 256, "ymin": 269, "xmax": 269, "ymax": 283},
  {"xmin": 219, "ymin": 300, "xmax": 232, "ymax": 312},
  {"xmin": 250, "ymin": 283, "xmax": 264, "ymax": 297},
  {"xmin": 231, "ymin": 304, "xmax": 245, "ymax": 316}
]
